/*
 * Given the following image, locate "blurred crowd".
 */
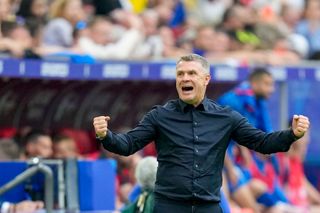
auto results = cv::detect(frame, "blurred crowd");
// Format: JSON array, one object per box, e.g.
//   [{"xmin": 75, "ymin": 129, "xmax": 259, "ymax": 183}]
[
  {"xmin": 0, "ymin": 0, "xmax": 319, "ymax": 65},
  {"xmin": 0, "ymin": 126, "xmax": 157, "ymax": 211}
]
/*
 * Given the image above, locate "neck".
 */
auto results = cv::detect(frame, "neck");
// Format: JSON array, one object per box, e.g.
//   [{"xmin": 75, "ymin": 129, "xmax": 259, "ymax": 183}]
[{"xmin": 184, "ymin": 96, "xmax": 205, "ymax": 107}]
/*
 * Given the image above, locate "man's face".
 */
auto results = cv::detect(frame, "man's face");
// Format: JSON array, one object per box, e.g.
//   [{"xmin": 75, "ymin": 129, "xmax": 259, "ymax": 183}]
[
  {"xmin": 53, "ymin": 139, "xmax": 78, "ymax": 159},
  {"xmin": 27, "ymin": 136, "xmax": 53, "ymax": 158},
  {"xmin": 90, "ymin": 20, "xmax": 113, "ymax": 45},
  {"xmin": 0, "ymin": 0, "xmax": 10, "ymax": 20},
  {"xmin": 251, "ymin": 74, "xmax": 274, "ymax": 99},
  {"xmin": 176, "ymin": 61, "xmax": 211, "ymax": 106},
  {"xmin": 194, "ymin": 27, "xmax": 215, "ymax": 51},
  {"xmin": 31, "ymin": 0, "xmax": 48, "ymax": 18}
]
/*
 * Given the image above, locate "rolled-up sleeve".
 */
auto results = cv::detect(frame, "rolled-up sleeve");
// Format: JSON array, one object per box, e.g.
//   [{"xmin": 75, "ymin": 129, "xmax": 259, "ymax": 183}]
[
  {"xmin": 98, "ymin": 108, "xmax": 158, "ymax": 156},
  {"xmin": 230, "ymin": 110, "xmax": 298, "ymax": 154}
]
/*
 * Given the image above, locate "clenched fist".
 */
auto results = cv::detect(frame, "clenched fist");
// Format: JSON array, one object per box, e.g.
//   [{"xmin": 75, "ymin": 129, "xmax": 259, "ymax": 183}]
[
  {"xmin": 93, "ymin": 116, "xmax": 111, "ymax": 139},
  {"xmin": 292, "ymin": 115, "xmax": 310, "ymax": 138}
]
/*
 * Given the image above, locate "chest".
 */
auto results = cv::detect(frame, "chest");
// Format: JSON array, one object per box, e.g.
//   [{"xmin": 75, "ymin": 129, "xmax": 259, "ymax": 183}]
[{"xmin": 156, "ymin": 110, "xmax": 233, "ymax": 147}]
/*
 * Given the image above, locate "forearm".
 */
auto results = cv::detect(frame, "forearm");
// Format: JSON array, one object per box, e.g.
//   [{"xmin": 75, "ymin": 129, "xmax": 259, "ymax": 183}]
[
  {"xmin": 95, "ymin": 109, "xmax": 157, "ymax": 156},
  {"xmin": 98, "ymin": 130, "xmax": 135, "ymax": 156},
  {"xmin": 251, "ymin": 129, "xmax": 297, "ymax": 154},
  {"xmin": 231, "ymin": 110, "xmax": 300, "ymax": 154},
  {"xmin": 99, "ymin": 125, "xmax": 154, "ymax": 156}
]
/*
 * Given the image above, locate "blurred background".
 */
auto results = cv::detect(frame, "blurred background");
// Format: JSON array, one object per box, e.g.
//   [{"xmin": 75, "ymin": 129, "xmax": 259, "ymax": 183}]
[{"xmin": 0, "ymin": 0, "xmax": 320, "ymax": 212}]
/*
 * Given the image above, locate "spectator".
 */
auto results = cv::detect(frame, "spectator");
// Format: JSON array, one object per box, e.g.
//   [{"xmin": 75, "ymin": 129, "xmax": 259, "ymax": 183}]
[
  {"xmin": 185, "ymin": 0, "xmax": 233, "ymax": 26},
  {"xmin": 0, "ymin": 0, "xmax": 15, "ymax": 22},
  {"xmin": 221, "ymin": 4, "xmax": 260, "ymax": 51},
  {"xmin": 132, "ymin": 9, "xmax": 162, "ymax": 59},
  {"xmin": 23, "ymin": 130, "xmax": 52, "ymax": 159},
  {"xmin": 280, "ymin": 3, "xmax": 304, "ymax": 34},
  {"xmin": 77, "ymin": 12, "xmax": 144, "ymax": 60},
  {"xmin": 192, "ymin": 25, "xmax": 216, "ymax": 56},
  {"xmin": 0, "ymin": 138, "xmax": 21, "ymax": 160},
  {"xmin": 52, "ymin": 134, "xmax": 79, "ymax": 159},
  {"xmin": 0, "ymin": 21, "xmax": 39, "ymax": 58},
  {"xmin": 158, "ymin": 26, "xmax": 189, "ymax": 58},
  {"xmin": 122, "ymin": 156, "xmax": 158, "ymax": 213},
  {"xmin": 16, "ymin": 0, "xmax": 48, "ymax": 24},
  {"xmin": 42, "ymin": 0, "xmax": 85, "ymax": 47},
  {"xmin": 295, "ymin": 0, "xmax": 320, "ymax": 58}
]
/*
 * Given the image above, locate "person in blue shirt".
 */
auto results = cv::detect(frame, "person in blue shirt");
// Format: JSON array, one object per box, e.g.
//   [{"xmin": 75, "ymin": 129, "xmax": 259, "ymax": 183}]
[
  {"xmin": 218, "ymin": 68, "xmax": 297, "ymax": 212},
  {"xmin": 94, "ymin": 54, "xmax": 309, "ymax": 213},
  {"xmin": 218, "ymin": 68, "xmax": 274, "ymax": 132}
]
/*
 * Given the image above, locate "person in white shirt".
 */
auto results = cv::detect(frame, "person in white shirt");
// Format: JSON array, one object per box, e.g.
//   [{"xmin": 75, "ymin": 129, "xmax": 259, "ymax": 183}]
[{"xmin": 78, "ymin": 11, "xmax": 144, "ymax": 60}]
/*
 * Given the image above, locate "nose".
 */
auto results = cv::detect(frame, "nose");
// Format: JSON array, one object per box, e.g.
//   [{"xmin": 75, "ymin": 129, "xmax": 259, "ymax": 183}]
[{"xmin": 181, "ymin": 73, "xmax": 191, "ymax": 82}]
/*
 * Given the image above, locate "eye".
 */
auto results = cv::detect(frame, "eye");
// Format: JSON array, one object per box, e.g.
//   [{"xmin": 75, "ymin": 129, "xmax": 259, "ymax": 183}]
[
  {"xmin": 177, "ymin": 71, "xmax": 183, "ymax": 77},
  {"xmin": 189, "ymin": 70, "xmax": 197, "ymax": 75}
]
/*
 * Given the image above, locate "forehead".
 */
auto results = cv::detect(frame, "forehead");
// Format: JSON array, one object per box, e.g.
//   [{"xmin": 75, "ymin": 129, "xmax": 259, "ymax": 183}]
[
  {"xmin": 36, "ymin": 135, "xmax": 52, "ymax": 143},
  {"xmin": 176, "ymin": 60, "xmax": 203, "ymax": 72},
  {"xmin": 260, "ymin": 74, "xmax": 273, "ymax": 82}
]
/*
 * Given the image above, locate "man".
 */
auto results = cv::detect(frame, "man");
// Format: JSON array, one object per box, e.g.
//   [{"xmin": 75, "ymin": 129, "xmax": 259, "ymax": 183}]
[
  {"xmin": 0, "ymin": 138, "xmax": 21, "ymax": 160},
  {"xmin": 77, "ymin": 12, "xmax": 144, "ymax": 60},
  {"xmin": 93, "ymin": 54, "xmax": 309, "ymax": 213},
  {"xmin": 52, "ymin": 134, "xmax": 79, "ymax": 159},
  {"xmin": 24, "ymin": 130, "xmax": 53, "ymax": 159},
  {"xmin": 218, "ymin": 68, "xmax": 274, "ymax": 132},
  {"xmin": 122, "ymin": 156, "xmax": 158, "ymax": 213}
]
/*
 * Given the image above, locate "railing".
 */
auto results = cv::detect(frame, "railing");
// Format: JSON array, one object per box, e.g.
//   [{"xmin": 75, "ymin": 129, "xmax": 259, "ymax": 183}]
[{"xmin": 0, "ymin": 158, "xmax": 54, "ymax": 213}]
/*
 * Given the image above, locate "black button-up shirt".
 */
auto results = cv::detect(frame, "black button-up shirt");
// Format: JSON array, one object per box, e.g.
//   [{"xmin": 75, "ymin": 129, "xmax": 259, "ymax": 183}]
[{"xmin": 100, "ymin": 97, "xmax": 297, "ymax": 202}]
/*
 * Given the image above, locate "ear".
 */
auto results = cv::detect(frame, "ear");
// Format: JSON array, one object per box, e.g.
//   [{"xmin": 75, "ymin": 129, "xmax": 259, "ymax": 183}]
[
  {"xmin": 26, "ymin": 143, "xmax": 34, "ymax": 155},
  {"xmin": 204, "ymin": 74, "xmax": 211, "ymax": 86}
]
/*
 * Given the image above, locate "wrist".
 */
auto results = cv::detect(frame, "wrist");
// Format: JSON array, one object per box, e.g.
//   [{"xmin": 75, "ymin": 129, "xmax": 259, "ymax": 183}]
[
  {"xmin": 96, "ymin": 132, "xmax": 107, "ymax": 140},
  {"xmin": 9, "ymin": 203, "xmax": 15, "ymax": 213},
  {"xmin": 291, "ymin": 128, "xmax": 303, "ymax": 140}
]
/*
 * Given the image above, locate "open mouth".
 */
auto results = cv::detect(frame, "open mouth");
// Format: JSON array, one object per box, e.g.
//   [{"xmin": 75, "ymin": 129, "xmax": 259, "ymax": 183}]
[{"xmin": 182, "ymin": 86, "xmax": 194, "ymax": 92}]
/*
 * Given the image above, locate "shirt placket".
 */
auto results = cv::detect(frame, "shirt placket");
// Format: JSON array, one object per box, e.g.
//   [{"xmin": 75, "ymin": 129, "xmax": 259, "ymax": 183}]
[{"xmin": 191, "ymin": 109, "xmax": 200, "ymax": 198}]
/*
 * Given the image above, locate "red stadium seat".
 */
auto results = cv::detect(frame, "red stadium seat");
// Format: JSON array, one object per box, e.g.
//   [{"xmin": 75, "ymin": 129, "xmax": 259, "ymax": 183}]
[{"xmin": 0, "ymin": 127, "xmax": 17, "ymax": 139}]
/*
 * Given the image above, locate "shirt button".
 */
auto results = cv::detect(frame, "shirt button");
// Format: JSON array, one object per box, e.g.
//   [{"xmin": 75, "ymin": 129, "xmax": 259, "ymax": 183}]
[
  {"xmin": 195, "ymin": 136, "xmax": 199, "ymax": 141},
  {"xmin": 195, "ymin": 164, "xmax": 198, "ymax": 168},
  {"xmin": 195, "ymin": 148, "xmax": 199, "ymax": 153},
  {"xmin": 194, "ymin": 122, "xmax": 198, "ymax": 126},
  {"xmin": 193, "ymin": 193, "xmax": 197, "ymax": 197}
]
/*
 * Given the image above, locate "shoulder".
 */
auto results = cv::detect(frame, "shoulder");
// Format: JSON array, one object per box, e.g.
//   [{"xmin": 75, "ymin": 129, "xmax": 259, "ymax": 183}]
[
  {"xmin": 147, "ymin": 99, "xmax": 180, "ymax": 115},
  {"xmin": 46, "ymin": 18, "xmax": 72, "ymax": 29},
  {"xmin": 79, "ymin": 37, "xmax": 94, "ymax": 46},
  {"xmin": 163, "ymin": 99, "xmax": 180, "ymax": 110},
  {"xmin": 206, "ymin": 98, "xmax": 233, "ymax": 113},
  {"xmin": 208, "ymin": 99, "xmax": 245, "ymax": 120}
]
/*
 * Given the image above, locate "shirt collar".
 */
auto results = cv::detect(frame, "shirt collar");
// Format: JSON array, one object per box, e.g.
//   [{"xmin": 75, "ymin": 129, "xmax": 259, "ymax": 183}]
[{"xmin": 178, "ymin": 97, "xmax": 209, "ymax": 112}]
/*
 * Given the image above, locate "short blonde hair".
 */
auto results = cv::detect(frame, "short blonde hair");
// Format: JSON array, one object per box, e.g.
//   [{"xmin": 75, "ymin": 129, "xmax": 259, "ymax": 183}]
[{"xmin": 48, "ymin": 0, "xmax": 69, "ymax": 19}]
